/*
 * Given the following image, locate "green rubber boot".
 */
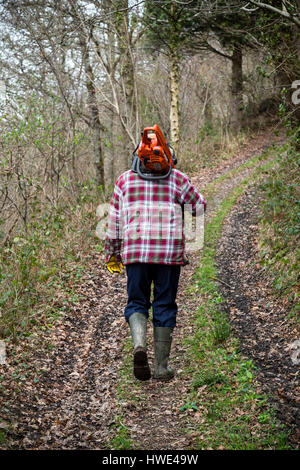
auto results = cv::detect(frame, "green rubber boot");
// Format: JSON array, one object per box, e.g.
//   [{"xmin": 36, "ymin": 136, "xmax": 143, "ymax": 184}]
[
  {"xmin": 153, "ymin": 327, "xmax": 174, "ymax": 381},
  {"xmin": 128, "ymin": 312, "xmax": 151, "ymax": 381}
]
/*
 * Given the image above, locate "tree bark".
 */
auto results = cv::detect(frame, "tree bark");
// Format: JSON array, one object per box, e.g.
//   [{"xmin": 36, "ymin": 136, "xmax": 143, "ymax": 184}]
[
  {"xmin": 169, "ymin": 47, "xmax": 180, "ymax": 156},
  {"xmin": 80, "ymin": 36, "xmax": 105, "ymax": 189},
  {"xmin": 111, "ymin": 0, "xmax": 138, "ymax": 174},
  {"xmin": 230, "ymin": 43, "xmax": 243, "ymax": 133}
]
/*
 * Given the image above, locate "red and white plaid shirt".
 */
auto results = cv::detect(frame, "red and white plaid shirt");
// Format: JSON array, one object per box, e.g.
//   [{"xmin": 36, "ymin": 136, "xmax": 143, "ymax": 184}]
[{"xmin": 104, "ymin": 168, "xmax": 206, "ymax": 265}]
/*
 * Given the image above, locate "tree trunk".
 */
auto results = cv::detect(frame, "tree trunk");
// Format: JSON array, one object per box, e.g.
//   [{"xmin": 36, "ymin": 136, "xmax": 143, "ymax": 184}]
[
  {"xmin": 230, "ymin": 43, "xmax": 243, "ymax": 133},
  {"xmin": 114, "ymin": 0, "xmax": 138, "ymax": 173},
  {"xmin": 80, "ymin": 37, "xmax": 105, "ymax": 189},
  {"xmin": 101, "ymin": 0, "xmax": 118, "ymax": 185},
  {"xmin": 169, "ymin": 47, "xmax": 180, "ymax": 156}
]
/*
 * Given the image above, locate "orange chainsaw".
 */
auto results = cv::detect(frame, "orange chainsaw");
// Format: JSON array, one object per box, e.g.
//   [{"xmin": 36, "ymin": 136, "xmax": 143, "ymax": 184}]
[{"xmin": 132, "ymin": 124, "xmax": 177, "ymax": 180}]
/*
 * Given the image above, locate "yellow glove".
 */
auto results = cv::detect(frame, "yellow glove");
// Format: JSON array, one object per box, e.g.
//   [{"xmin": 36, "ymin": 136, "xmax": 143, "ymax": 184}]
[{"xmin": 106, "ymin": 255, "xmax": 124, "ymax": 274}]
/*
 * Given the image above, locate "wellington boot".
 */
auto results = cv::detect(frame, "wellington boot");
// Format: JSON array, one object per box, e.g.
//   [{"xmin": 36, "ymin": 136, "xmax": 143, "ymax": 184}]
[
  {"xmin": 153, "ymin": 327, "xmax": 174, "ymax": 381},
  {"xmin": 128, "ymin": 312, "xmax": 151, "ymax": 381}
]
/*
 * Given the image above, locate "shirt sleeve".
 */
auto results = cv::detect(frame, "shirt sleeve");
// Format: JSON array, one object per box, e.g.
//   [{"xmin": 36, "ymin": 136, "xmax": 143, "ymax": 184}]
[
  {"xmin": 177, "ymin": 176, "xmax": 206, "ymax": 216},
  {"xmin": 104, "ymin": 182, "xmax": 123, "ymax": 263}
]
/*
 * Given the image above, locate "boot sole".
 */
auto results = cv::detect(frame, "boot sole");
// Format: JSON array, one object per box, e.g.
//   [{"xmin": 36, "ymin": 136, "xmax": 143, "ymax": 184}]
[
  {"xmin": 153, "ymin": 373, "xmax": 174, "ymax": 382},
  {"xmin": 134, "ymin": 347, "xmax": 151, "ymax": 381}
]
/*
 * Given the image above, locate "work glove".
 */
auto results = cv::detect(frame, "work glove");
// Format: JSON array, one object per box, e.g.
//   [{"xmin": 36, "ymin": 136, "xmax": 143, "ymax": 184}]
[{"xmin": 106, "ymin": 255, "xmax": 124, "ymax": 274}]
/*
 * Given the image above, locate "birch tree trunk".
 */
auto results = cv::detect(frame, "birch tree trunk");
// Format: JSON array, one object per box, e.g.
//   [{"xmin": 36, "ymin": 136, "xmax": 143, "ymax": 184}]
[{"xmin": 169, "ymin": 47, "xmax": 180, "ymax": 157}]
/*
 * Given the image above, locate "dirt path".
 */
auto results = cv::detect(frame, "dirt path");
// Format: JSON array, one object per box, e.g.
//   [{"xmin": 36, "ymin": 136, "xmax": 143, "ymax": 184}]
[
  {"xmin": 216, "ymin": 188, "xmax": 300, "ymax": 441},
  {"xmin": 1, "ymin": 127, "xmax": 289, "ymax": 450}
]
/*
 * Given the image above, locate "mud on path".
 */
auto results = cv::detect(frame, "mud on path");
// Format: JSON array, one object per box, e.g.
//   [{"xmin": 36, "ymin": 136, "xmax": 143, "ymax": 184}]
[
  {"xmin": 0, "ymin": 127, "xmax": 290, "ymax": 450},
  {"xmin": 216, "ymin": 188, "xmax": 300, "ymax": 441}
]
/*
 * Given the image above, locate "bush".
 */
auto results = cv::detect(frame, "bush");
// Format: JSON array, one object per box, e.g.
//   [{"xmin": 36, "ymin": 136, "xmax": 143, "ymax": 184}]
[{"xmin": 258, "ymin": 133, "xmax": 300, "ymax": 318}]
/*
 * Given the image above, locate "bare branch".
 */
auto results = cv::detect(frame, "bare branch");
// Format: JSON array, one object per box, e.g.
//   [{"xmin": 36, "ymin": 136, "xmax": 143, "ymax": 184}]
[{"xmin": 246, "ymin": 0, "xmax": 300, "ymax": 27}]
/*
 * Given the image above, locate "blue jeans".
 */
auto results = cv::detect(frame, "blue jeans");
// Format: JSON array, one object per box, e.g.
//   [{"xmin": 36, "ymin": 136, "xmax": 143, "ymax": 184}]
[{"xmin": 124, "ymin": 263, "xmax": 181, "ymax": 327}]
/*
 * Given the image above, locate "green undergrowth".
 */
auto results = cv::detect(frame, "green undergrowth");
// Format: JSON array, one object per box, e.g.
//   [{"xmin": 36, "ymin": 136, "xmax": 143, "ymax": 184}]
[
  {"xmin": 109, "ymin": 415, "xmax": 132, "ymax": 450},
  {"xmin": 180, "ymin": 122, "xmax": 250, "ymax": 175},
  {"xmin": 0, "ymin": 184, "xmax": 104, "ymax": 342},
  {"xmin": 257, "ymin": 134, "xmax": 300, "ymax": 321},
  {"xmin": 181, "ymin": 151, "xmax": 294, "ymax": 450}
]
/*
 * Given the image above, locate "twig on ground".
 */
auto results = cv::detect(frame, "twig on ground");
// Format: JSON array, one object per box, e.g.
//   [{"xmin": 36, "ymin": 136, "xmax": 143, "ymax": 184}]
[{"xmin": 209, "ymin": 276, "xmax": 231, "ymax": 288}]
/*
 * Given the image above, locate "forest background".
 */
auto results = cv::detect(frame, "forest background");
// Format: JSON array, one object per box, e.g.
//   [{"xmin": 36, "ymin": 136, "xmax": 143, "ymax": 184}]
[{"xmin": 0, "ymin": 0, "xmax": 299, "ymax": 339}]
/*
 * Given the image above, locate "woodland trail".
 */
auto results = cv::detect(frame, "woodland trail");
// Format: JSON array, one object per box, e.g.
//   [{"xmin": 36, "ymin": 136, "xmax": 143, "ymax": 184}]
[
  {"xmin": 1, "ymin": 127, "xmax": 295, "ymax": 450},
  {"xmin": 217, "ymin": 188, "xmax": 300, "ymax": 435}
]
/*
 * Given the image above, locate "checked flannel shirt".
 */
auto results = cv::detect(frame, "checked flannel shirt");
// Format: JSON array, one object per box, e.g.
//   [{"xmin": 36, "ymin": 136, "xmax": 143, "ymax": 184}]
[{"xmin": 104, "ymin": 168, "xmax": 206, "ymax": 266}]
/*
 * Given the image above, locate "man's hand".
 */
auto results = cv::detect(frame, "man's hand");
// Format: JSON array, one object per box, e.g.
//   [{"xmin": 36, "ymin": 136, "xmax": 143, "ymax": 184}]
[{"xmin": 106, "ymin": 255, "xmax": 124, "ymax": 274}]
